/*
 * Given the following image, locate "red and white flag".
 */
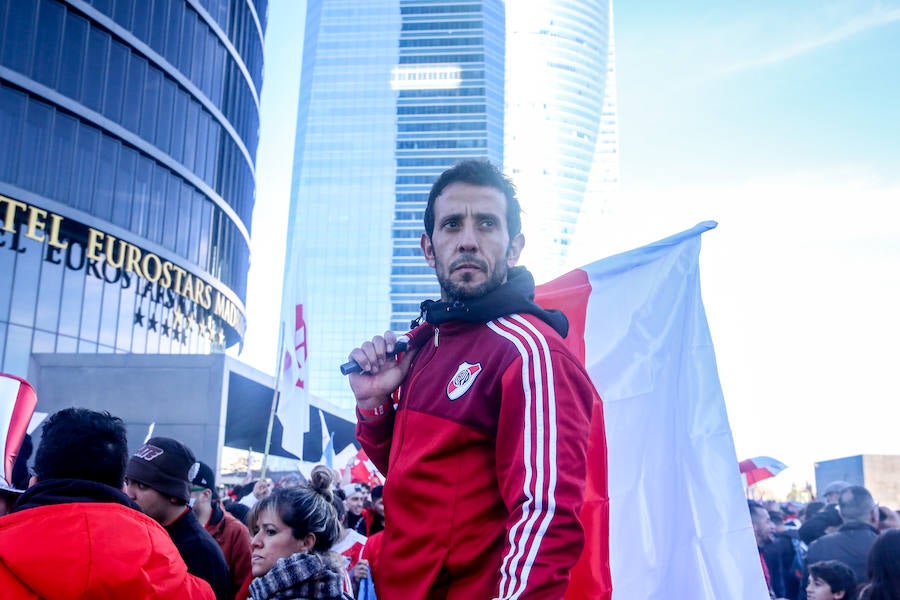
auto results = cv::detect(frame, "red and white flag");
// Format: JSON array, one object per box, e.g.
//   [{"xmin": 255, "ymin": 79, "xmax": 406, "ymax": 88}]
[
  {"xmin": 535, "ymin": 222, "xmax": 768, "ymax": 600},
  {"xmin": 740, "ymin": 456, "xmax": 788, "ymax": 487},
  {"xmin": 0, "ymin": 373, "xmax": 38, "ymax": 489},
  {"xmin": 278, "ymin": 304, "xmax": 310, "ymax": 457}
]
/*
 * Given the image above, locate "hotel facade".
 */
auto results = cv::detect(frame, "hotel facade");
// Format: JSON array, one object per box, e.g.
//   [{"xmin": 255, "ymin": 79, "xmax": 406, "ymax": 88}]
[{"xmin": 0, "ymin": 0, "xmax": 266, "ymax": 377}]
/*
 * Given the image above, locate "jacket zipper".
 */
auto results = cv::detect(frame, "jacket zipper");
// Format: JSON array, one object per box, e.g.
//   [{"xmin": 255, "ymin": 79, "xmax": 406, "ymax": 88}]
[{"xmin": 434, "ymin": 326, "xmax": 439, "ymax": 347}]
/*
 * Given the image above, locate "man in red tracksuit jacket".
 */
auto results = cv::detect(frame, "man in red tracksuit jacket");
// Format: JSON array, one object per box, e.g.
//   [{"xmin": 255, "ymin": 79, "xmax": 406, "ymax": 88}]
[{"xmin": 348, "ymin": 160, "xmax": 597, "ymax": 600}]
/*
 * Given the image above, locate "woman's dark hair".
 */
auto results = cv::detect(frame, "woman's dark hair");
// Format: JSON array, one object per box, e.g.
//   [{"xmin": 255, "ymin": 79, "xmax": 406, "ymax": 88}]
[
  {"xmin": 247, "ymin": 465, "xmax": 340, "ymax": 553},
  {"xmin": 809, "ymin": 560, "xmax": 857, "ymax": 600},
  {"xmin": 859, "ymin": 529, "xmax": 900, "ymax": 600}
]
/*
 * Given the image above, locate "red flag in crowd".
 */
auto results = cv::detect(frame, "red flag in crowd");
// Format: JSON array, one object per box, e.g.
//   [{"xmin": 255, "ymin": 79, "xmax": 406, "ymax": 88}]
[{"xmin": 348, "ymin": 447, "xmax": 384, "ymax": 487}]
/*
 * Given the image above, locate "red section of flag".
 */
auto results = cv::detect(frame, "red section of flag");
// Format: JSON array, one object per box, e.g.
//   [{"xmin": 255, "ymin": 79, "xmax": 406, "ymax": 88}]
[
  {"xmin": 295, "ymin": 304, "xmax": 308, "ymax": 361},
  {"xmin": 534, "ymin": 268, "xmax": 591, "ymax": 363},
  {"xmin": 349, "ymin": 447, "xmax": 384, "ymax": 486},
  {"xmin": 1, "ymin": 373, "xmax": 38, "ymax": 486},
  {"xmin": 535, "ymin": 269, "xmax": 612, "ymax": 600}
]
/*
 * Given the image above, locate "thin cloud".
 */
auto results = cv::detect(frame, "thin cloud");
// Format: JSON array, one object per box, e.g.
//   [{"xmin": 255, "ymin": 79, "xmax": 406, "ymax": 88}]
[{"xmin": 714, "ymin": 7, "xmax": 900, "ymax": 77}]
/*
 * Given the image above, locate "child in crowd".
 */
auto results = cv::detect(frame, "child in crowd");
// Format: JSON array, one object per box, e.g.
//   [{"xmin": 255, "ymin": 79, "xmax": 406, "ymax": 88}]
[{"xmin": 806, "ymin": 560, "xmax": 858, "ymax": 600}]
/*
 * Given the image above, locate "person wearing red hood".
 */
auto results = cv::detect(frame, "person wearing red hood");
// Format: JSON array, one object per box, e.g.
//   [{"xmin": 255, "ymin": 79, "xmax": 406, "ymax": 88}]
[{"xmin": 0, "ymin": 407, "xmax": 214, "ymax": 599}]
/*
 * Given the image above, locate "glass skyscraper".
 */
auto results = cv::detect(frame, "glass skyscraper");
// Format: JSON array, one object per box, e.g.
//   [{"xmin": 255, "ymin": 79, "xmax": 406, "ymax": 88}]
[
  {"xmin": 504, "ymin": 0, "xmax": 612, "ymax": 282},
  {"xmin": 389, "ymin": 0, "xmax": 505, "ymax": 332},
  {"xmin": 0, "ymin": 0, "xmax": 265, "ymax": 377},
  {"xmin": 282, "ymin": 0, "xmax": 505, "ymax": 414},
  {"xmin": 284, "ymin": 0, "xmax": 614, "ymax": 416}
]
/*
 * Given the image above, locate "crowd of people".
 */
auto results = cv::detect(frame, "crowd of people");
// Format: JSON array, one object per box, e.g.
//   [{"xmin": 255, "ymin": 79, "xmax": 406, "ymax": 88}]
[
  {"xmin": 5, "ymin": 405, "xmax": 900, "ymax": 599},
  {"xmin": 2, "ymin": 161, "xmax": 898, "ymax": 599},
  {"xmin": 0, "ymin": 160, "xmax": 599, "ymax": 600},
  {"xmin": 749, "ymin": 481, "xmax": 900, "ymax": 600},
  {"xmin": 0, "ymin": 406, "xmax": 390, "ymax": 599}
]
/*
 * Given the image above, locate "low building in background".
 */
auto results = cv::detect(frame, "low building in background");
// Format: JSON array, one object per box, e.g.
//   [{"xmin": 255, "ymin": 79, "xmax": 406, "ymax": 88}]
[
  {"xmin": 27, "ymin": 352, "xmax": 355, "ymax": 473},
  {"xmin": 815, "ymin": 455, "xmax": 900, "ymax": 507}
]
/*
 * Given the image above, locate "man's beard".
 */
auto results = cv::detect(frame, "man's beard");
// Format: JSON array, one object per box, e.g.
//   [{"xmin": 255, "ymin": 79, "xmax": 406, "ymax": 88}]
[{"xmin": 436, "ymin": 255, "xmax": 509, "ymax": 302}]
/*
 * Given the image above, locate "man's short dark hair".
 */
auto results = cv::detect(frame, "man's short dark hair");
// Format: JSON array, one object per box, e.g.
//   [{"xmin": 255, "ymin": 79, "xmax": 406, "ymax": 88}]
[
  {"xmin": 838, "ymin": 485, "xmax": 875, "ymax": 522},
  {"xmin": 808, "ymin": 560, "xmax": 857, "ymax": 599},
  {"xmin": 34, "ymin": 408, "xmax": 128, "ymax": 489},
  {"xmin": 424, "ymin": 160, "xmax": 521, "ymax": 239}
]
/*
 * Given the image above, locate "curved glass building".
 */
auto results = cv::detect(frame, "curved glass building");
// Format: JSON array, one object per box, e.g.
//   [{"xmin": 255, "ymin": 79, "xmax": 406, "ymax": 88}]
[
  {"xmin": 504, "ymin": 0, "xmax": 611, "ymax": 282},
  {"xmin": 0, "ymin": 0, "xmax": 265, "ymax": 377}
]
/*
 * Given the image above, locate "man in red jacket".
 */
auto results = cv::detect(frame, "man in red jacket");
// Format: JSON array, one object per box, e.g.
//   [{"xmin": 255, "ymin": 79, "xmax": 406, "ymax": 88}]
[
  {"xmin": 0, "ymin": 408, "xmax": 214, "ymax": 599},
  {"xmin": 347, "ymin": 160, "xmax": 596, "ymax": 599}
]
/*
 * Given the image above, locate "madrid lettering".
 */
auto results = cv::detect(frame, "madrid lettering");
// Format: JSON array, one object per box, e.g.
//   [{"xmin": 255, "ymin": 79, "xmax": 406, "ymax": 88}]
[{"xmin": 0, "ymin": 194, "xmax": 245, "ymax": 342}]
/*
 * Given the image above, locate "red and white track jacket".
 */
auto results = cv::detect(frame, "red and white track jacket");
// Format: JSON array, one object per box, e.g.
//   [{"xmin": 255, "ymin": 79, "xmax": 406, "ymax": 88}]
[{"xmin": 357, "ymin": 274, "xmax": 596, "ymax": 600}]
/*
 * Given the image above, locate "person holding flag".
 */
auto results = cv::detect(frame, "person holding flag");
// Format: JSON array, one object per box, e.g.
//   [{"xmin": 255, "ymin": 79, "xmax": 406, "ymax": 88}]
[{"xmin": 346, "ymin": 160, "xmax": 598, "ymax": 599}]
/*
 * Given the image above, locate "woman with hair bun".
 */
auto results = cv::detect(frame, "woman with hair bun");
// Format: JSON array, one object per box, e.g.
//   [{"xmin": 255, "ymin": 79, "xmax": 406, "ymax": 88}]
[{"xmin": 239, "ymin": 466, "xmax": 352, "ymax": 600}]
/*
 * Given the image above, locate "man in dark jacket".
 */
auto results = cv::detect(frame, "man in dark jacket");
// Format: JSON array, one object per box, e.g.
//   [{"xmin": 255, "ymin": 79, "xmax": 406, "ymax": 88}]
[
  {"xmin": 126, "ymin": 436, "xmax": 232, "ymax": 600},
  {"xmin": 191, "ymin": 461, "xmax": 251, "ymax": 596},
  {"xmin": 800, "ymin": 485, "xmax": 879, "ymax": 599}
]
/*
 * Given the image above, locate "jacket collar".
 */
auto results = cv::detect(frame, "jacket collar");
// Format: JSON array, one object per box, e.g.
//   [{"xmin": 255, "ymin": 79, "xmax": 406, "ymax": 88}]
[
  {"xmin": 14, "ymin": 478, "xmax": 140, "ymax": 513},
  {"xmin": 415, "ymin": 266, "xmax": 569, "ymax": 338}
]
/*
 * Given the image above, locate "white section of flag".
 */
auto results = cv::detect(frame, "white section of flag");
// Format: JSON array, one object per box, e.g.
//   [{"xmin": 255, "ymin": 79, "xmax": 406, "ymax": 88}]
[{"xmin": 585, "ymin": 222, "xmax": 767, "ymax": 599}]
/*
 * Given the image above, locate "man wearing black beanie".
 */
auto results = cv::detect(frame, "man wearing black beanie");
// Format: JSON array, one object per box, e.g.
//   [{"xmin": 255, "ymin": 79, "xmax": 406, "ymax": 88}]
[{"xmin": 126, "ymin": 436, "xmax": 231, "ymax": 600}]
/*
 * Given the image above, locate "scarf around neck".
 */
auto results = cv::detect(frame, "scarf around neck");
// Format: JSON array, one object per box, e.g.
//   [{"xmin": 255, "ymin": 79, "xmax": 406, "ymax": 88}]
[
  {"xmin": 249, "ymin": 552, "xmax": 347, "ymax": 600},
  {"xmin": 415, "ymin": 266, "xmax": 569, "ymax": 337}
]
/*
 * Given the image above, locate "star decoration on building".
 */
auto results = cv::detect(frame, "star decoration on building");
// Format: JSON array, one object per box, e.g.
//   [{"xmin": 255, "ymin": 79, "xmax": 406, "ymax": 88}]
[
  {"xmin": 186, "ymin": 312, "xmax": 197, "ymax": 331},
  {"xmin": 217, "ymin": 330, "xmax": 225, "ymax": 346},
  {"xmin": 133, "ymin": 309, "xmax": 144, "ymax": 326},
  {"xmin": 148, "ymin": 315, "xmax": 158, "ymax": 331},
  {"xmin": 172, "ymin": 306, "xmax": 184, "ymax": 327},
  {"xmin": 161, "ymin": 322, "xmax": 170, "ymax": 337},
  {"xmin": 198, "ymin": 319, "xmax": 208, "ymax": 338},
  {"xmin": 180, "ymin": 328, "xmax": 188, "ymax": 344}
]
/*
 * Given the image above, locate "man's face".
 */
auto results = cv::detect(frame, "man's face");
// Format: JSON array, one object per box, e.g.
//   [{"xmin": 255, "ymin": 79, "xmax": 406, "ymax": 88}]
[
  {"xmin": 806, "ymin": 576, "xmax": 845, "ymax": 600},
  {"xmin": 751, "ymin": 507, "xmax": 775, "ymax": 547},
  {"xmin": 190, "ymin": 488, "xmax": 211, "ymax": 515},
  {"xmin": 421, "ymin": 183, "xmax": 524, "ymax": 302},
  {"xmin": 126, "ymin": 478, "xmax": 174, "ymax": 524},
  {"xmin": 345, "ymin": 491, "xmax": 365, "ymax": 516}
]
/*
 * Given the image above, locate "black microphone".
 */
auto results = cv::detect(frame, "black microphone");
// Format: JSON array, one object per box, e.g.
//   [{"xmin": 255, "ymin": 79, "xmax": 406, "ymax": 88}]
[{"xmin": 340, "ymin": 337, "xmax": 410, "ymax": 376}]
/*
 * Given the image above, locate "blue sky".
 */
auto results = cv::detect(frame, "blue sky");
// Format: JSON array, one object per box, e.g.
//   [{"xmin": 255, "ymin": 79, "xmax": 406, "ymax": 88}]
[
  {"xmin": 615, "ymin": 0, "xmax": 900, "ymax": 185},
  {"xmin": 239, "ymin": 0, "xmax": 900, "ymax": 494}
]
